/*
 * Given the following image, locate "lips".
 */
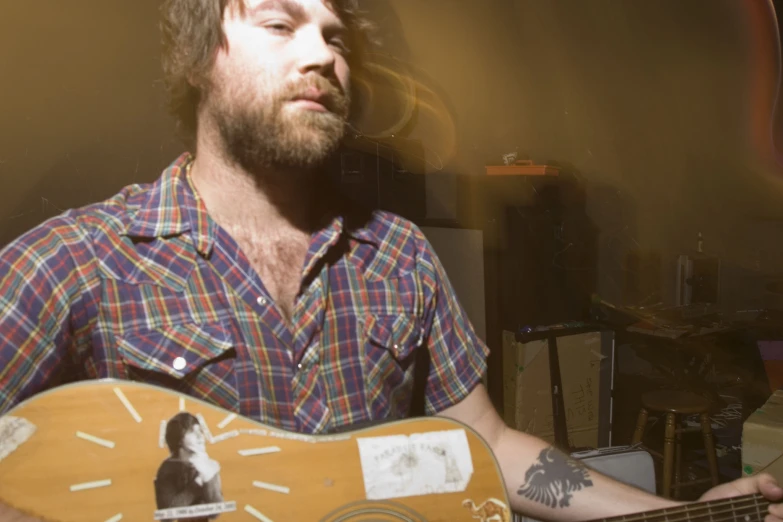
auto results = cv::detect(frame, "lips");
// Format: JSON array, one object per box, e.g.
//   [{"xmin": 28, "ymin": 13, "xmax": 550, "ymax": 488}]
[{"xmin": 291, "ymin": 88, "xmax": 333, "ymax": 111}]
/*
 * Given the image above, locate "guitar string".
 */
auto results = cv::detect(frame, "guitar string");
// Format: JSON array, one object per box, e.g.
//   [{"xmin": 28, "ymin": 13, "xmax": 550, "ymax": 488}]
[
  {"xmin": 609, "ymin": 492, "xmax": 763, "ymax": 520},
  {"xmin": 595, "ymin": 495, "xmax": 767, "ymax": 522},
  {"xmin": 606, "ymin": 501, "xmax": 763, "ymax": 522},
  {"xmin": 642, "ymin": 505, "xmax": 762, "ymax": 522},
  {"xmin": 599, "ymin": 504, "xmax": 761, "ymax": 522},
  {"xmin": 604, "ymin": 503, "xmax": 765, "ymax": 522}
]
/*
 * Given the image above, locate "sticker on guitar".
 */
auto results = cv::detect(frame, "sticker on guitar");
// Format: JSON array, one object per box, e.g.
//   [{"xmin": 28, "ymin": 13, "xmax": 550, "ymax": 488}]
[
  {"xmin": 356, "ymin": 429, "xmax": 474, "ymax": 500},
  {"xmin": 461, "ymin": 497, "xmax": 511, "ymax": 522},
  {"xmin": 153, "ymin": 412, "xmax": 237, "ymax": 520},
  {"xmin": 0, "ymin": 416, "xmax": 36, "ymax": 463}
]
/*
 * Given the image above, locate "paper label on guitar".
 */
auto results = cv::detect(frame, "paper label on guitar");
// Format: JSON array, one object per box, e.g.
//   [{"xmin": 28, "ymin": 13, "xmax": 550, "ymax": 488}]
[
  {"xmin": 0, "ymin": 416, "xmax": 36, "ymax": 462},
  {"xmin": 154, "ymin": 501, "xmax": 237, "ymax": 520},
  {"xmin": 356, "ymin": 429, "xmax": 473, "ymax": 500}
]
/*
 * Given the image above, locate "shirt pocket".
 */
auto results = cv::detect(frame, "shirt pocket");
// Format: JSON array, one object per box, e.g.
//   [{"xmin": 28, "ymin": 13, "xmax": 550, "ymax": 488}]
[
  {"xmin": 116, "ymin": 322, "xmax": 238, "ymax": 411},
  {"xmin": 363, "ymin": 314, "xmax": 424, "ymax": 419}
]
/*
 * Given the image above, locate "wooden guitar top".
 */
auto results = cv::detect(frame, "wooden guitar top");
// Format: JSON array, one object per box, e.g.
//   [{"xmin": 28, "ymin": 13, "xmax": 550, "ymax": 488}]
[{"xmin": 0, "ymin": 380, "xmax": 511, "ymax": 521}]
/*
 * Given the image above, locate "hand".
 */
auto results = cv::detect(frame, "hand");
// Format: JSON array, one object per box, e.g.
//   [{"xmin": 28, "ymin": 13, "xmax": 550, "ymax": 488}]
[
  {"xmin": 699, "ymin": 473, "xmax": 783, "ymax": 521},
  {"xmin": 189, "ymin": 453, "xmax": 220, "ymax": 485}
]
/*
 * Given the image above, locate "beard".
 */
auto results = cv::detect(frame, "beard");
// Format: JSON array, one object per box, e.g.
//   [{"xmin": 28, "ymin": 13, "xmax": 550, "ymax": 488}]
[{"xmin": 206, "ymin": 73, "xmax": 350, "ymax": 175}]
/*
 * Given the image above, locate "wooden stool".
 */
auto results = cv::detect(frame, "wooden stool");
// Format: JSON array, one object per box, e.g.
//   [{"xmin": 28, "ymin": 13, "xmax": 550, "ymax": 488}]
[{"xmin": 631, "ymin": 390, "xmax": 720, "ymax": 498}]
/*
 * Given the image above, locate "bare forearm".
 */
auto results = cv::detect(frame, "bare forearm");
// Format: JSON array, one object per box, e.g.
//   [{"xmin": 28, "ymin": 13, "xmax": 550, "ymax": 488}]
[{"xmin": 494, "ymin": 428, "xmax": 684, "ymax": 520}]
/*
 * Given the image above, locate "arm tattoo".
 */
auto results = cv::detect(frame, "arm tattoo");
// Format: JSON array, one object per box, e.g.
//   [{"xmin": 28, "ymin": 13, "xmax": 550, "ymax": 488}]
[{"xmin": 516, "ymin": 447, "xmax": 594, "ymax": 509}]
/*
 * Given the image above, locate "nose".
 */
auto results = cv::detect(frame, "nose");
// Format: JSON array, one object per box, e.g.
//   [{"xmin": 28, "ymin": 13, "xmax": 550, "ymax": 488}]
[{"xmin": 294, "ymin": 26, "xmax": 337, "ymax": 77}]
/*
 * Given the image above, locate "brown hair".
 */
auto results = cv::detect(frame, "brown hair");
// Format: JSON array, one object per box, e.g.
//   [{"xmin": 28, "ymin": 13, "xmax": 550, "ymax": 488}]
[
  {"xmin": 160, "ymin": 0, "xmax": 377, "ymax": 148},
  {"xmin": 164, "ymin": 412, "xmax": 200, "ymax": 455}
]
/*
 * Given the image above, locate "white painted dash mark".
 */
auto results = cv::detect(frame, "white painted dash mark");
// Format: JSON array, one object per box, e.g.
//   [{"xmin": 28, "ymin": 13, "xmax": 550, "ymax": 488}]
[
  {"xmin": 159, "ymin": 420, "xmax": 167, "ymax": 449},
  {"xmin": 212, "ymin": 430, "xmax": 239, "ymax": 443},
  {"xmin": 179, "ymin": 397, "xmax": 185, "ymax": 412},
  {"xmin": 113, "ymin": 388, "xmax": 142, "ymax": 423},
  {"xmin": 70, "ymin": 479, "xmax": 112, "ymax": 492},
  {"xmin": 244, "ymin": 505, "xmax": 274, "ymax": 522},
  {"xmin": 196, "ymin": 413, "xmax": 214, "ymax": 443},
  {"xmin": 75, "ymin": 431, "xmax": 115, "ymax": 449},
  {"xmin": 241, "ymin": 429, "xmax": 269, "ymax": 437},
  {"xmin": 252, "ymin": 481, "xmax": 290, "ymax": 494},
  {"xmin": 104, "ymin": 514, "xmax": 123, "ymax": 522},
  {"xmin": 239, "ymin": 447, "xmax": 281, "ymax": 457},
  {"xmin": 218, "ymin": 413, "xmax": 237, "ymax": 430}
]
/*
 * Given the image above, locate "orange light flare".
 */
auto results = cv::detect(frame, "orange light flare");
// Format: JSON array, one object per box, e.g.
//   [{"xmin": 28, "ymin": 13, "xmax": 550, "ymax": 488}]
[
  {"xmin": 350, "ymin": 53, "xmax": 457, "ymax": 174},
  {"xmin": 739, "ymin": 0, "xmax": 783, "ymax": 180}
]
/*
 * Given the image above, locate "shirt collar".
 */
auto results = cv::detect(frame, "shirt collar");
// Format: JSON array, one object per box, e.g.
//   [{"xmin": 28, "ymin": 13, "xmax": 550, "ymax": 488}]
[
  {"xmin": 319, "ymin": 202, "xmax": 382, "ymax": 248},
  {"xmin": 124, "ymin": 152, "xmax": 216, "ymax": 256},
  {"xmin": 342, "ymin": 216, "xmax": 380, "ymax": 246},
  {"xmin": 124, "ymin": 152, "xmax": 381, "ymax": 256}
]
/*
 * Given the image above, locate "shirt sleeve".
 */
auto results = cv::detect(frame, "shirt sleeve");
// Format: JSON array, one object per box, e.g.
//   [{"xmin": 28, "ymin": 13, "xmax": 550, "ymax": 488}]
[
  {"xmin": 414, "ymin": 228, "xmax": 490, "ymax": 415},
  {"xmin": 0, "ymin": 216, "xmax": 93, "ymax": 415}
]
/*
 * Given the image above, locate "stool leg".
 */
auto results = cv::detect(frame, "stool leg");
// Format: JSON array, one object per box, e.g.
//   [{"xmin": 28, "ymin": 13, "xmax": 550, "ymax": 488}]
[
  {"xmin": 662, "ymin": 413, "xmax": 676, "ymax": 498},
  {"xmin": 673, "ymin": 428, "xmax": 682, "ymax": 499},
  {"xmin": 632, "ymin": 408, "xmax": 649, "ymax": 444},
  {"xmin": 700, "ymin": 412, "xmax": 720, "ymax": 486}
]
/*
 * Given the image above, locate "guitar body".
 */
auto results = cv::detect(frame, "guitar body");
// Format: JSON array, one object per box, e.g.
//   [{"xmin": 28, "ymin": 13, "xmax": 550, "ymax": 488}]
[{"xmin": 0, "ymin": 380, "xmax": 511, "ymax": 522}]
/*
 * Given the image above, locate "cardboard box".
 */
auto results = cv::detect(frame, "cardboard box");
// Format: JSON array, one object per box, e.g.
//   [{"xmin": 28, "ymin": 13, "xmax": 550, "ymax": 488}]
[
  {"xmin": 502, "ymin": 330, "xmax": 614, "ymax": 449},
  {"xmin": 742, "ymin": 390, "xmax": 783, "ymax": 476},
  {"xmin": 756, "ymin": 452, "xmax": 783, "ymax": 484}
]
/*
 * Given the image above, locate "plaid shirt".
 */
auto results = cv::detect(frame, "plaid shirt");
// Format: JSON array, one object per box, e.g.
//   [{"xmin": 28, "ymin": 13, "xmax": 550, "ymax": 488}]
[{"xmin": 0, "ymin": 153, "xmax": 488, "ymax": 434}]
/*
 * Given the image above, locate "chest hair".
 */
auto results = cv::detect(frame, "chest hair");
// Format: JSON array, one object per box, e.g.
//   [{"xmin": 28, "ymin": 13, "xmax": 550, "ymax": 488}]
[{"xmin": 225, "ymin": 227, "xmax": 311, "ymax": 322}]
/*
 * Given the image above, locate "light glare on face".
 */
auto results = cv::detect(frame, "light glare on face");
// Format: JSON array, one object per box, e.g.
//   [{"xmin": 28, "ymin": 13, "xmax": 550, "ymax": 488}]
[
  {"xmin": 183, "ymin": 425, "xmax": 206, "ymax": 453},
  {"xmin": 205, "ymin": 0, "xmax": 352, "ymax": 172}
]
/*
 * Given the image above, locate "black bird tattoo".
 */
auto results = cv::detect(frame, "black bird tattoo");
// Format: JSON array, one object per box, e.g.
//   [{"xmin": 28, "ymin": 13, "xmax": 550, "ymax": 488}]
[{"xmin": 517, "ymin": 447, "xmax": 594, "ymax": 509}]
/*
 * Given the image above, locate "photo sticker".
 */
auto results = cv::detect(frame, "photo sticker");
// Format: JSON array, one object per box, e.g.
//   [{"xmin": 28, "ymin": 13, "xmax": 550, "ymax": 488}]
[{"xmin": 154, "ymin": 412, "xmax": 234, "ymax": 521}]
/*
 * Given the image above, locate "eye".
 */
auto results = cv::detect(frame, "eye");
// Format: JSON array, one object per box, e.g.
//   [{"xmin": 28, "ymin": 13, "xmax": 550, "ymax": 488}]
[
  {"xmin": 264, "ymin": 22, "xmax": 293, "ymax": 35},
  {"xmin": 329, "ymin": 38, "xmax": 349, "ymax": 54},
  {"xmin": 326, "ymin": 32, "xmax": 351, "ymax": 54}
]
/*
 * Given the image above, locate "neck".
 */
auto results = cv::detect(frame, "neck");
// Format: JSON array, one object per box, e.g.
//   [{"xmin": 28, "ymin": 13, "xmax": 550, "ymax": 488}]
[
  {"xmin": 592, "ymin": 493, "xmax": 768, "ymax": 522},
  {"xmin": 177, "ymin": 448, "xmax": 198, "ymax": 460},
  {"xmin": 189, "ymin": 132, "xmax": 333, "ymax": 234}
]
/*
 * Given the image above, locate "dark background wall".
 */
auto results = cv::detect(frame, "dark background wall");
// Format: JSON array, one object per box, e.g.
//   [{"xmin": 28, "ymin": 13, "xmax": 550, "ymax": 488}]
[
  {"xmin": 0, "ymin": 1, "xmax": 182, "ymax": 246},
  {"xmin": 3, "ymin": 0, "xmax": 783, "ymax": 313}
]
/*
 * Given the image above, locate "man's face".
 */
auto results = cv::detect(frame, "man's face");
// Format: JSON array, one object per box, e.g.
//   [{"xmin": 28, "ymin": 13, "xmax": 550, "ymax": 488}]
[{"xmin": 203, "ymin": 0, "xmax": 352, "ymax": 172}]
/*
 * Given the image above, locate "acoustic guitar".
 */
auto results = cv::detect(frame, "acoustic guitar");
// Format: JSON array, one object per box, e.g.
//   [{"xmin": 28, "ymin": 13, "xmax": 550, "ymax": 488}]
[
  {"xmin": 0, "ymin": 380, "xmax": 775, "ymax": 522},
  {"xmin": 0, "ymin": 380, "xmax": 510, "ymax": 522}
]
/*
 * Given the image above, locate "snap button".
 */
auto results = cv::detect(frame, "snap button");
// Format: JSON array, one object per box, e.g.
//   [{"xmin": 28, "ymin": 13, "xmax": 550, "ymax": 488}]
[
  {"xmin": 257, "ymin": 296, "xmax": 267, "ymax": 306},
  {"xmin": 173, "ymin": 357, "xmax": 187, "ymax": 371}
]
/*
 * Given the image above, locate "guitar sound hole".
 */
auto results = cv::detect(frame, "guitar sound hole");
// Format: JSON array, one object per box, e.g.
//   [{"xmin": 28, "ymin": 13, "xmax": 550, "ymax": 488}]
[{"xmin": 318, "ymin": 500, "xmax": 426, "ymax": 522}]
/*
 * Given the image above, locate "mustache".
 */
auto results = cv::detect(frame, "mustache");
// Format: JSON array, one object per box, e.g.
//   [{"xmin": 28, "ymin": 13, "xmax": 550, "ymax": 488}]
[{"xmin": 286, "ymin": 76, "xmax": 349, "ymax": 115}]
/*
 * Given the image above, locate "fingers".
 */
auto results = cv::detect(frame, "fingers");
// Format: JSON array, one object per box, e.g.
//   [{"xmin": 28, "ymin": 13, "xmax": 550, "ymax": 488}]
[
  {"xmin": 760, "ymin": 472, "xmax": 783, "ymax": 522},
  {"xmin": 757, "ymin": 473, "xmax": 783, "ymax": 501},
  {"xmin": 770, "ymin": 502, "xmax": 783, "ymax": 521}
]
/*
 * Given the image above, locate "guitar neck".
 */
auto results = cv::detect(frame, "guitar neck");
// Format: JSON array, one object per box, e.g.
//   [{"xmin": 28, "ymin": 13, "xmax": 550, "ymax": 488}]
[{"xmin": 592, "ymin": 494, "xmax": 768, "ymax": 522}]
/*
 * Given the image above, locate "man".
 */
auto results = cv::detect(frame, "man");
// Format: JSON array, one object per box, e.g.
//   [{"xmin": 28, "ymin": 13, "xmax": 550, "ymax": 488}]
[{"xmin": 0, "ymin": 0, "xmax": 781, "ymax": 520}]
